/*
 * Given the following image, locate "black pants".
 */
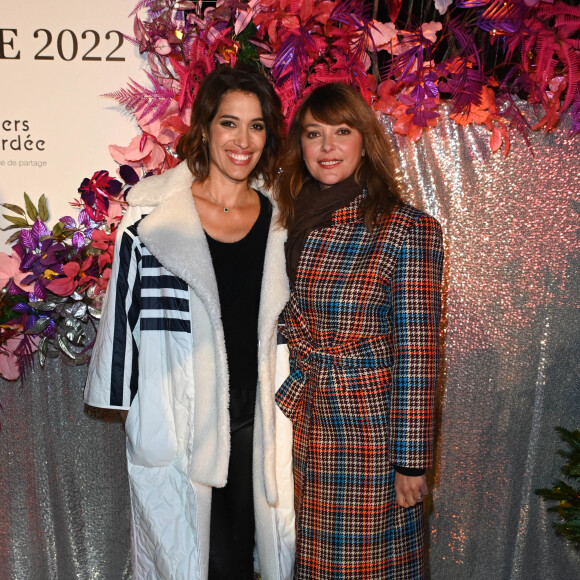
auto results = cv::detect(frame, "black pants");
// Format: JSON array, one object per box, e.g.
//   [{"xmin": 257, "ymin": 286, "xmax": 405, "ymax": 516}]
[{"xmin": 208, "ymin": 417, "xmax": 255, "ymax": 580}]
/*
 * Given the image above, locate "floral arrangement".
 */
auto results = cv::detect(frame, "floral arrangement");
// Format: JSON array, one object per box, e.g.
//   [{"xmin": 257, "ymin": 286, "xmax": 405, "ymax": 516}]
[
  {"xmin": 0, "ymin": 167, "xmax": 138, "ymax": 380},
  {"xmin": 1, "ymin": 0, "xmax": 579, "ymax": 380},
  {"xmin": 107, "ymin": 0, "xmax": 580, "ymax": 170}
]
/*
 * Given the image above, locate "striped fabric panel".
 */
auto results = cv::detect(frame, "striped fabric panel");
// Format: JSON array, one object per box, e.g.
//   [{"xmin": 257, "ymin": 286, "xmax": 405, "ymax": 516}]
[
  {"xmin": 108, "ymin": 221, "xmax": 192, "ymax": 406},
  {"xmin": 110, "ymin": 224, "xmax": 142, "ymax": 406},
  {"xmin": 139, "ymin": 248, "xmax": 191, "ymax": 334}
]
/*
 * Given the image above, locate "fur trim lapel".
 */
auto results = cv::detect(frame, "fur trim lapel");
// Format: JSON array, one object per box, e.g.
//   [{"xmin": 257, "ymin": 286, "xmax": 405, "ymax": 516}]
[
  {"xmin": 127, "ymin": 159, "xmax": 192, "ymax": 207},
  {"xmin": 133, "ymin": 162, "xmax": 219, "ymax": 314},
  {"xmin": 128, "ymin": 161, "xmax": 292, "ymax": 497},
  {"xmin": 257, "ymin": 216, "xmax": 290, "ymax": 504},
  {"xmin": 132, "ymin": 162, "xmax": 230, "ymax": 487},
  {"xmin": 259, "ymin": 217, "xmax": 289, "ymax": 344}
]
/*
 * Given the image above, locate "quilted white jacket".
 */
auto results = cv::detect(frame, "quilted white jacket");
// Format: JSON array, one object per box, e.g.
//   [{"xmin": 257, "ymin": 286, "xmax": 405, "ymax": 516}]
[{"xmin": 84, "ymin": 161, "xmax": 295, "ymax": 579}]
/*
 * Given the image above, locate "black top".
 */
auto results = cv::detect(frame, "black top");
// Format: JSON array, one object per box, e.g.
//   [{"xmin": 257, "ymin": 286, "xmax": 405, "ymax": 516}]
[{"xmin": 206, "ymin": 192, "xmax": 272, "ymax": 423}]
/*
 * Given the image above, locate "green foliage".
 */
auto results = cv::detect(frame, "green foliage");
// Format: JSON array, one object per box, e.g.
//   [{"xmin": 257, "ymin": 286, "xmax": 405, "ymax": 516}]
[
  {"xmin": 1, "ymin": 214, "xmax": 28, "ymax": 230},
  {"xmin": 536, "ymin": 427, "xmax": 580, "ymax": 547},
  {"xmin": 235, "ymin": 21, "xmax": 259, "ymax": 66},
  {"xmin": 0, "ymin": 293, "xmax": 28, "ymax": 325},
  {"xmin": 1, "ymin": 197, "xmax": 32, "ymax": 231},
  {"xmin": 51, "ymin": 221, "xmax": 64, "ymax": 238},
  {"xmin": 1, "ymin": 195, "xmax": 50, "ymax": 239},
  {"xmin": 23, "ymin": 193, "xmax": 38, "ymax": 221}
]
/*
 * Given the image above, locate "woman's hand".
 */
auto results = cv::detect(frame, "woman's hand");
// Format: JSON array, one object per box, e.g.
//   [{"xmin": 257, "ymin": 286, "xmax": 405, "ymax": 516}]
[{"xmin": 394, "ymin": 472, "xmax": 429, "ymax": 508}]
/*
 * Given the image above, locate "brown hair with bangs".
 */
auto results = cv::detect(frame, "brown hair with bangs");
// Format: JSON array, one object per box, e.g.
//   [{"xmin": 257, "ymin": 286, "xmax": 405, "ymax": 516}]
[
  {"xmin": 176, "ymin": 64, "xmax": 283, "ymax": 189},
  {"xmin": 276, "ymin": 83, "xmax": 402, "ymax": 229}
]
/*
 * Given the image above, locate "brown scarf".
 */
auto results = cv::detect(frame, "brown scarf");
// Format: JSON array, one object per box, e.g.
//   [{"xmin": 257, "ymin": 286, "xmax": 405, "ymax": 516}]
[{"xmin": 285, "ymin": 175, "xmax": 363, "ymax": 284}]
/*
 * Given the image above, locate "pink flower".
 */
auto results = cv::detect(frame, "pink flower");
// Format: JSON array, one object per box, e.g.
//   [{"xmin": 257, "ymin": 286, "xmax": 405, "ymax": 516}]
[
  {"xmin": 0, "ymin": 252, "xmax": 36, "ymax": 293},
  {"xmin": 155, "ymin": 38, "xmax": 172, "ymax": 56},
  {"xmin": 252, "ymin": 1, "xmax": 301, "ymax": 46},
  {"xmin": 109, "ymin": 99, "xmax": 186, "ymax": 174},
  {"xmin": 373, "ymin": 80, "xmax": 400, "ymax": 115},
  {"xmin": 46, "ymin": 256, "xmax": 95, "ymax": 297},
  {"xmin": 369, "ymin": 21, "xmax": 398, "ymax": 50},
  {"xmin": 91, "ymin": 229, "xmax": 117, "ymax": 273},
  {"xmin": 92, "ymin": 267, "xmax": 112, "ymax": 296},
  {"xmin": 138, "ymin": 109, "xmax": 189, "ymax": 150},
  {"xmin": 548, "ymin": 76, "xmax": 565, "ymax": 94},
  {"xmin": 109, "ymin": 133, "xmax": 178, "ymax": 174}
]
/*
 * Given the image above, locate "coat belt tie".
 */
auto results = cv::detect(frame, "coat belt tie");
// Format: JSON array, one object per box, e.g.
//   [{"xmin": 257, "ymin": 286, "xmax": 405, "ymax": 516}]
[{"xmin": 275, "ymin": 338, "xmax": 393, "ymax": 421}]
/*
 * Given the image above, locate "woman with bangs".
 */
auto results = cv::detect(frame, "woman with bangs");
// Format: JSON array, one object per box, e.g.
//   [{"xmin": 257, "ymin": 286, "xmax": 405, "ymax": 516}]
[{"xmin": 275, "ymin": 83, "xmax": 444, "ymax": 579}]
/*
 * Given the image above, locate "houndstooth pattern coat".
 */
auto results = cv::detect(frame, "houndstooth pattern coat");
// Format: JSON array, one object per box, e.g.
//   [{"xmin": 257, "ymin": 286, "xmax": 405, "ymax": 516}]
[{"xmin": 275, "ymin": 194, "xmax": 444, "ymax": 579}]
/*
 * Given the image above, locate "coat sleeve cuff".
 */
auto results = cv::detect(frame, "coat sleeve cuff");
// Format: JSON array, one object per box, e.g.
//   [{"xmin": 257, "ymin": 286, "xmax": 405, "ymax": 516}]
[{"xmin": 394, "ymin": 465, "xmax": 426, "ymax": 476}]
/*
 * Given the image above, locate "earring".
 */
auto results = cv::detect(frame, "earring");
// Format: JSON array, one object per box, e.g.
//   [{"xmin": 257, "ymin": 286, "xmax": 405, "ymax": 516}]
[
  {"xmin": 361, "ymin": 149, "xmax": 366, "ymax": 157},
  {"xmin": 201, "ymin": 135, "xmax": 207, "ymax": 144}
]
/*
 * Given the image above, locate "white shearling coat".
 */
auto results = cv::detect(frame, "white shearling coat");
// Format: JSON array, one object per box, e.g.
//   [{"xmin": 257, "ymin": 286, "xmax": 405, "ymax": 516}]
[{"xmin": 84, "ymin": 161, "xmax": 294, "ymax": 579}]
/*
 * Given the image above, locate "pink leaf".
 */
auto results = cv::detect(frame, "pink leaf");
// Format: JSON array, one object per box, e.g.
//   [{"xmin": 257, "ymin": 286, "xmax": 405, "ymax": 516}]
[
  {"xmin": 0, "ymin": 253, "xmax": 19, "ymax": 288},
  {"xmin": 46, "ymin": 276, "xmax": 77, "ymax": 296},
  {"xmin": 421, "ymin": 22, "xmax": 443, "ymax": 44},
  {"xmin": 62, "ymin": 262, "xmax": 81, "ymax": 278},
  {"xmin": 369, "ymin": 21, "xmax": 398, "ymax": 49},
  {"xmin": 235, "ymin": 0, "xmax": 261, "ymax": 35},
  {"xmin": 386, "ymin": 0, "xmax": 402, "ymax": 23}
]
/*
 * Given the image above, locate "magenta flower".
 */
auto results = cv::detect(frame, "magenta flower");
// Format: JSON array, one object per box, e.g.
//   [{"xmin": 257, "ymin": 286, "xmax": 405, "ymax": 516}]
[{"xmin": 76, "ymin": 170, "xmax": 124, "ymax": 224}]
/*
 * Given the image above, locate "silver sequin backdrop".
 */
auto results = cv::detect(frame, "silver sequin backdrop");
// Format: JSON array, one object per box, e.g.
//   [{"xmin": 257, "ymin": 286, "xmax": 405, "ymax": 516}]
[{"xmin": 1, "ymin": 107, "xmax": 579, "ymax": 579}]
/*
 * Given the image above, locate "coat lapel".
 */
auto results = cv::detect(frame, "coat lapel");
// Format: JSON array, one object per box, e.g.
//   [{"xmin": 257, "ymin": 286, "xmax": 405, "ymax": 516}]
[
  {"xmin": 259, "ymin": 208, "xmax": 289, "ymax": 347},
  {"xmin": 135, "ymin": 162, "xmax": 220, "ymax": 322},
  {"xmin": 128, "ymin": 161, "xmax": 292, "ymax": 501},
  {"xmin": 257, "ymin": 208, "xmax": 290, "ymax": 504}
]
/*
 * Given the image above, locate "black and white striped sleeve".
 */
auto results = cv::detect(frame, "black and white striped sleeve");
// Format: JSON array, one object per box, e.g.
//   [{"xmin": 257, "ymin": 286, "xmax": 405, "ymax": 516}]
[{"xmin": 84, "ymin": 210, "xmax": 143, "ymax": 409}]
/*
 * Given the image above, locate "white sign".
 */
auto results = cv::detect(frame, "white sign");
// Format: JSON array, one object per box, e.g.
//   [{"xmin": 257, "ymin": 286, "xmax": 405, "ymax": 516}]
[{"xmin": 0, "ymin": 1, "xmax": 145, "ymax": 244}]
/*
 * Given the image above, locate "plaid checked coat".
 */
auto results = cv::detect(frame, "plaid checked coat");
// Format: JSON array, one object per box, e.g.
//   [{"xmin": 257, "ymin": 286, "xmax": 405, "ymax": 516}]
[{"xmin": 275, "ymin": 194, "xmax": 444, "ymax": 579}]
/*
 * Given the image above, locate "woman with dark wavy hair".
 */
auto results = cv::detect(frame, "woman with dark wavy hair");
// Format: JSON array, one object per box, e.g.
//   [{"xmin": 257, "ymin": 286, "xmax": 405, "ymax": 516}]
[
  {"xmin": 85, "ymin": 65, "xmax": 295, "ymax": 580},
  {"xmin": 275, "ymin": 82, "xmax": 444, "ymax": 579}
]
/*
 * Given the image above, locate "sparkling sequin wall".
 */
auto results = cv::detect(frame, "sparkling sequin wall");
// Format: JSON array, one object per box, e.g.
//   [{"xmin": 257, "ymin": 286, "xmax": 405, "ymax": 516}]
[
  {"xmin": 382, "ymin": 103, "xmax": 580, "ymax": 579},
  {"xmin": 1, "ymin": 106, "xmax": 579, "ymax": 579}
]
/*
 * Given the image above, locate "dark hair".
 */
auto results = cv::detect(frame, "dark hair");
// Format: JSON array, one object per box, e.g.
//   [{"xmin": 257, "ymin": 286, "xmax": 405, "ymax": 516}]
[
  {"xmin": 176, "ymin": 64, "xmax": 283, "ymax": 189},
  {"xmin": 276, "ymin": 83, "xmax": 402, "ymax": 229}
]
